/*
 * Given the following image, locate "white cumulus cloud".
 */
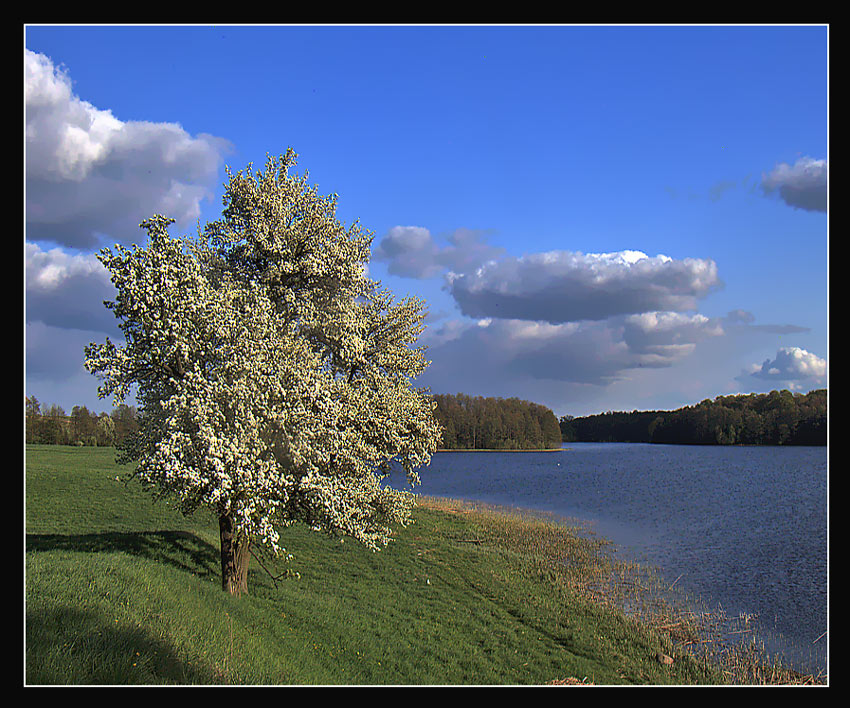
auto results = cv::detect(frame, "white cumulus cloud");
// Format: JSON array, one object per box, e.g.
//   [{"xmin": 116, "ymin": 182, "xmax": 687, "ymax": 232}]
[
  {"xmin": 446, "ymin": 249, "xmax": 722, "ymax": 324},
  {"xmin": 761, "ymin": 156, "xmax": 827, "ymax": 213},
  {"xmin": 740, "ymin": 346, "xmax": 827, "ymax": 389},
  {"xmin": 25, "ymin": 242, "xmax": 118, "ymax": 335},
  {"xmin": 419, "ymin": 311, "xmax": 725, "ymax": 388},
  {"xmin": 622, "ymin": 311, "xmax": 724, "ymax": 359},
  {"xmin": 25, "ymin": 48, "xmax": 232, "ymax": 248}
]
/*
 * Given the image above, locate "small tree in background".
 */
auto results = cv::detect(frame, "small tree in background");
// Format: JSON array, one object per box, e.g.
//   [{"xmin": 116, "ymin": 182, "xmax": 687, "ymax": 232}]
[{"xmin": 85, "ymin": 149, "xmax": 442, "ymax": 596}]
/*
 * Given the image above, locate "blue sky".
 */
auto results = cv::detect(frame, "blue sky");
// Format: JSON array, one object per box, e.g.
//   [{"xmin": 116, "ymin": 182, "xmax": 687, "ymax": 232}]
[{"xmin": 25, "ymin": 24, "xmax": 828, "ymax": 418}]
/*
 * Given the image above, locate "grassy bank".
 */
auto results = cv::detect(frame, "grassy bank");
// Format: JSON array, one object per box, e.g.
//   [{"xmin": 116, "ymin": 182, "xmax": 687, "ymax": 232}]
[{"xmin": 24, "ymin": 445, "xmax": 813, "ymax": 685}]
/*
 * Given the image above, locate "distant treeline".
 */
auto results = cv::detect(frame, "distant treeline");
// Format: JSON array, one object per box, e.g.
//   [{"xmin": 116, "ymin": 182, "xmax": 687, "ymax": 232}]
[
  {"xmin": 26, "ymin": 388, "xmax": 826, "ymax": 450},
  {"xmin": 25, "ymin": 396, "xmax": 140, "ymax": 447},
  {"xmin": 26, "ymin": 392, "xmax": 564, "ymax": 452},
  {"xmin": 433, "ymin": 393, "xmax": 563, "ymax": 450},
  {"xmin": 559, "ymin": 389, "xmax": 827, "ymax": 446}
]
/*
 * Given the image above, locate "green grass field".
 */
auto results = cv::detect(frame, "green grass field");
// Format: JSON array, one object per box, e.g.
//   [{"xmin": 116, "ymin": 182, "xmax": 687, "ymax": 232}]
[{"xmin": 25, "ymin": 444, "xmax": 729, "ymax": 685}]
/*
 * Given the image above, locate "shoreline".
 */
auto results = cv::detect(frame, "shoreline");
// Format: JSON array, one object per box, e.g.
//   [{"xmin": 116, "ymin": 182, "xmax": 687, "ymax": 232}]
[{"xmin": 435, "ymin": 448, "xmax": 567, "ymax": 453}]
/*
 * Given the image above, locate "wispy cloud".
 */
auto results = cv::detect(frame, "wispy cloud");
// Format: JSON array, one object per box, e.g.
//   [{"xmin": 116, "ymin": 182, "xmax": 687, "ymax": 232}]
[
  {"xmin": 723, "ymin": 309, "xmax": 810, "ymax": 335},
  {"xmin": 373, "ymin": 226, "xmax": 504, "ymax": 279},
  {"xmin": 708, "ymin": 179, "xmax": 738, "ymax": 202}
]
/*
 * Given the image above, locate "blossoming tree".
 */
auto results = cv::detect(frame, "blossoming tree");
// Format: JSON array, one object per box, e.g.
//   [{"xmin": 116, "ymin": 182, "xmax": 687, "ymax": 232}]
[{"xmin": 85, "ymin": 150, "xmax": 442, "ymax": 596}]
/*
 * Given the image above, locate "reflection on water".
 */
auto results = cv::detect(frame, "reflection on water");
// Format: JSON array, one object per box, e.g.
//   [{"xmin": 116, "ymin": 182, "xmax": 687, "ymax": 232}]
[{"xmin": 388, "ymin": 442, "xmax": 827, "ymax": 675}]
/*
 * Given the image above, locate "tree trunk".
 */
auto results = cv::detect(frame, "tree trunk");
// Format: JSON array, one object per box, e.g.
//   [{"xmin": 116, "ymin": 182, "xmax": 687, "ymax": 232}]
[{"xmin": 219, "ymin": 513, "xmax": 250, "ymax": 596}]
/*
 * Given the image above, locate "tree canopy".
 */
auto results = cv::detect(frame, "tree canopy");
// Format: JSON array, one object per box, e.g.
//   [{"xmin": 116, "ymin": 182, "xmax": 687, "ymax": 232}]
[{"xmin": 84, "ymin": 150, "xmax": 442, "ymax": 595}]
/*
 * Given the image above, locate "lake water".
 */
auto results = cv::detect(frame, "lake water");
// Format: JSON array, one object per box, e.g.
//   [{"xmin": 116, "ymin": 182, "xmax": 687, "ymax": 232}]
[{"xmin": 390, "ymin": 442, "xmax": 828, "ymax": 675}]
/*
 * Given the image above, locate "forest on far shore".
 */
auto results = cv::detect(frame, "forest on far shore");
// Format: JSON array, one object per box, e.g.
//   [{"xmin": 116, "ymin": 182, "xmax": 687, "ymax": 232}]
[
  {"xmin": 432, "ymin": 394, "xmax": 563, "ymax": 450},
  {"xmin": 24, "ymin": 393, "xmax": 566, "ymax": 452},
  {"xmin": 25, "ymin": 388, "xmax": 827, "ymax": 451},
  {"xmin": 559, "ymin": 389, "xmax": 826, "ymax": 446}
]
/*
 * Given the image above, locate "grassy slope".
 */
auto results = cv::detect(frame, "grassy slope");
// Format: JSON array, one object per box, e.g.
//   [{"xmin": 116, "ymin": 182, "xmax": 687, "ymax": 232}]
[{"xmin": 25, "ymin": 445, "xmax": 722, "ymax": 685}]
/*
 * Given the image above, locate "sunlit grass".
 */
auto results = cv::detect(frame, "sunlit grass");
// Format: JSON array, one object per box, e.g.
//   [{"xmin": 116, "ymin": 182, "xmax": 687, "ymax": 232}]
[
  {"xmin": 25, "ymin": 445, "xmax": 821, "ymax": 685},
  {"xmin": 412, "ymin": 496, "xmax": 827, "ymax": 686}
]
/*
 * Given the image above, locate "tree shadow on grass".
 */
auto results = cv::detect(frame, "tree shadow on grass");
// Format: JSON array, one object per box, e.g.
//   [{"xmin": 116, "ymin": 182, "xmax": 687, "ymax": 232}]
[
  {"xmin": 26, "ymin": 530, "xmax": 221, "ymax": 583},
  {"xmin": 26, "ymin": 605, "xmax": 224, "ymax": 685}
]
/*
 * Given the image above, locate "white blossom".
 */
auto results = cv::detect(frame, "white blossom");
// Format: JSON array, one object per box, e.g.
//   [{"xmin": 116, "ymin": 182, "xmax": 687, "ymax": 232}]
[{"xmin": 86, "ymin": 151, "xmax": 442, "ymax": 567}]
